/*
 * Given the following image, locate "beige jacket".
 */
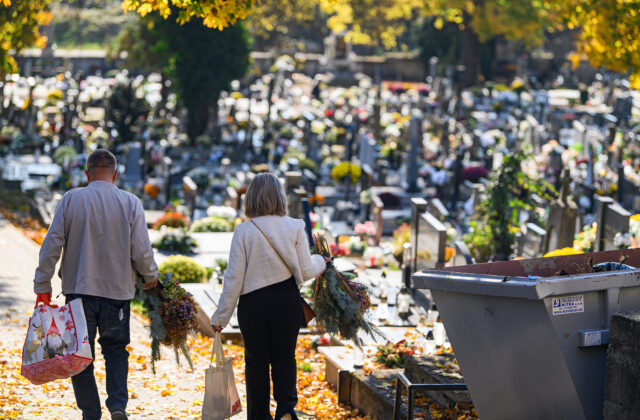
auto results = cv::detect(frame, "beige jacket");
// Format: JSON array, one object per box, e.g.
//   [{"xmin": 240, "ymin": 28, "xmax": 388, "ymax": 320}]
[
  {"xmin": 212, "ymin": 215, "xmax": 326, "ymax": 327},
  {"xmin": 33, "ymin": 180, "xmax": 158, "ymax": 300}
]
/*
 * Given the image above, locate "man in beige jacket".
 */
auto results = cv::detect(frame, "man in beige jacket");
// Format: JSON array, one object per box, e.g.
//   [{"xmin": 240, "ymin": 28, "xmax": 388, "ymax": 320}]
[{"xmin": 33, "ymin": 149, "xmax": 158, "ymax": 420}]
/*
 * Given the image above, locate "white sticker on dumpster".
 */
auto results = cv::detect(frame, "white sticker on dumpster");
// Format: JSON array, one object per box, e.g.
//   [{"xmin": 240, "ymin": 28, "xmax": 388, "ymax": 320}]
[{"xmin": 552, "ymin": 295, "xmax": 584, "ymax": 315}]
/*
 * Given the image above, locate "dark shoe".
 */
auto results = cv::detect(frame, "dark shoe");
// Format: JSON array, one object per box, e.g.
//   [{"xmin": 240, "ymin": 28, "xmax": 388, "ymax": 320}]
[{"xmin": 111, "ymin": 411, "xmax": 128, "ymax": 420}]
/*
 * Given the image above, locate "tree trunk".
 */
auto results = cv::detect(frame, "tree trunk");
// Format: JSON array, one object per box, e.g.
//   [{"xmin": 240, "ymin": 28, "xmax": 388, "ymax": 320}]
[
  {"xmin": 460, "ymin": 12, "xmax": 482, "ymax": 86},
  {"xmin": 187, "ymin": 103, "xmax": 209, "ymax": 145}
]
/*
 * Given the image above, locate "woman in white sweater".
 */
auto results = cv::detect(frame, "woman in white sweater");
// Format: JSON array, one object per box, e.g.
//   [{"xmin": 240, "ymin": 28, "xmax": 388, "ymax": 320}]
[{"xmin": 211, "ymin": 173, "xmax": 329, "ymax": 420}]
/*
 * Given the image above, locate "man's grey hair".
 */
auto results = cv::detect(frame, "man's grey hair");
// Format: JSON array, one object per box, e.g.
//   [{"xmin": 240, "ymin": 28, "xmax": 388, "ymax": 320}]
[{"xmin": 86, "ymin": 149, "xmax": 117, "ymax": 173}]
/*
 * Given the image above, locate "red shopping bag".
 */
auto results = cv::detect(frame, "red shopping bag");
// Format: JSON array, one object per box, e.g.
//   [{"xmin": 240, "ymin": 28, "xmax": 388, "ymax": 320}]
[{"xmin": 21, "ymin": 298, "xmax": 93, "ymax": 385}]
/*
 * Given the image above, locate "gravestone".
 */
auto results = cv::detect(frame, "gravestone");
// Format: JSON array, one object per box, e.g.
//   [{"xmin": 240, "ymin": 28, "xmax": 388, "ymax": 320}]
[
  {"xmin": 595, "ymin": 196, "xmax": 631, "ymax": 251},
  {"xmin": 183, "ymin": 176, "xmax": 197, "ymax": 220},
  {"xmin": 359, "ymin": 132, "xmax": 376, "ymax": 170},
  {"xmin": 544, "ymin": 171, "xmax": 578, "ymax": 253},
  {"xmin": 123, "ymin": 142, "xmax": 143, "ymax": 187},
  {"xmin": 526, "ymin": 114, "xmax": 541, "ymax": 153},
  {"xmin": 411, "ymin": 198, "xmax": 447, "ymax": 271},
  {"xmin": 428, "ymin": 198, "xmax": 449, "ymax": 222},
  {"xmin": 452, "ymin": 240, "xmax": 474, "ymax": 266},
  {"xmin": 521, "ymin": 223, "xmax": 547, "ymax": 259},
  {"xmin": 407, "ymin": 117, "xmax": 421, "ymax": 193},
  {"xmin": 410, "ymin": 198, "xmax": 428, "ymax": 273},
  {"xmin": 573, "ymin": 120, "xmax": 586, "ymax": 153},
  {"xmin": 414, "ymin": 211, "xmax": 447, "ymax": 270},
  {"xmin": 284, "ymin": 171, "xmax": 303, "ymax": 219}
]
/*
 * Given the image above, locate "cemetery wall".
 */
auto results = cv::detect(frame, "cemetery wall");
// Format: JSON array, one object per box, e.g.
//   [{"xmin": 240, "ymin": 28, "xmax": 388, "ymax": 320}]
[
  {"xmin": 251, "ymin": 52, "xmax": 427, "ymax": 82},
  {"xmin": 602, "ymin": 311, "xmax": 640, "ymax": 420}
]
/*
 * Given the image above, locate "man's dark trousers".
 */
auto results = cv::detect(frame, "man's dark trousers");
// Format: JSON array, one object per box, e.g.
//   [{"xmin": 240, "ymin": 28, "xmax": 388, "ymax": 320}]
[{"xmin": 66, "ymin": 294, "xmax": 130, "ymax": 420}]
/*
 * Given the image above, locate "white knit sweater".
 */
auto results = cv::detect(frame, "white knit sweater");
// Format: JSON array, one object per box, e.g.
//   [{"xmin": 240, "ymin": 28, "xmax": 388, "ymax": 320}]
[{"xmin": 211, "ymin": 216, "xmax": 326, "ymax": 328}]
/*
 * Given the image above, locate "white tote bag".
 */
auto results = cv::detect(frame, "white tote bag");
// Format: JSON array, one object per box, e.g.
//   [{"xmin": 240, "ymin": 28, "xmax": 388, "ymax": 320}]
[
  {"xmin": 21, "ymin": 298, "xmax": 93, "ymax": 385},
  {"xmin": 202, "ymin": 332, "xmax": 242, "ymax": 420}
]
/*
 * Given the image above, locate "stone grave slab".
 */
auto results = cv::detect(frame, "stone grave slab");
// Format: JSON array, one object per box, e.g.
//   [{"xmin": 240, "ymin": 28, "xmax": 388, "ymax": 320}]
[
  {"xmin": 350, "ymin": 369, "xmax": 404, "ymax": 420},
  {"xmin": 180, "ymin": 282, "xmax": 242, "ymax": 338},
  {"xmin": 319, "ymin": 345, "xmax": 375, "ymax": 404}
]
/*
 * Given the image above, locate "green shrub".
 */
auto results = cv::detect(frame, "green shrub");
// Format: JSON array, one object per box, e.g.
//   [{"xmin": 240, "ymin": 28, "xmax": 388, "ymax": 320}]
[
  {"xmin": 189, "ymin": 216, "xmax": 234, "ymax": 233},
  {"xmin": 158, "ymin": 255, "xmax": 208, "ymax": 283},
  {"xmin": 53, "ymin": 145, "xmax": 77, "ymax": 167}
]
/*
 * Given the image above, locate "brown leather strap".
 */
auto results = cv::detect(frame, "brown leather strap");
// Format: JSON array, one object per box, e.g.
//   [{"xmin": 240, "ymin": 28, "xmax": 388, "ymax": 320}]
[{"xmin": 250, "ymin": 219, "xmax": 293, "ymax": 275}]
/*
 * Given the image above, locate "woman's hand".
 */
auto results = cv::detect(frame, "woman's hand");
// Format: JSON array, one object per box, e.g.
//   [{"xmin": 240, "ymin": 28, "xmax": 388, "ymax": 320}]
[
  {"xmin": 211, "ymin": 325, "xmax": 222, "ymax": 333},
  {"xmin": 324, "ymin": 256, "xmax": 332, "ymax": 264}
]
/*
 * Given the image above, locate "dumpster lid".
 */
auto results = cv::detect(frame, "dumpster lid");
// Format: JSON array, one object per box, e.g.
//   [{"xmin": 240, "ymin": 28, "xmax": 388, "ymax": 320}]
[{"xmin": 413, "ymin": 249, "xmax": 640, "ymax": 299}]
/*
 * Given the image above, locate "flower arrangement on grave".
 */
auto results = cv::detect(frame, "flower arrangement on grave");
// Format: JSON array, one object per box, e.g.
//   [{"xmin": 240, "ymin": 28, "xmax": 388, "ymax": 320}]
[
  {"xmin": 152, "ymin": 211, "xmax": 189, "ymax": 230},
  {"xmin": 463, "ymin": 221, "xmax": 494, "ymax": 263},
  {"xmin": 144, "ymin": 182, "xmax": 160, "ymax": 198},
  {"xmin": 336, "ymin": 235, "xmax": 368, "ymax": 256},
  {"xmin": 331, "ymin": 161, "xmax": 361, "ymax": 185},
  {"xmin": 206, "ymin": 205, "xmax": 237, "ymax": 219},
  {"xmin": 311, "ymin": 335, "xmax": 330, "ymax": 351},
  {"xmin": 329, "ymin": 241, "xmax": 351, "ymax": 257},
  {"xmin": 136, "ymin": 272, "xmax": 198, "ymax": 373},
  {"xmin": 354, "ymin": 221, "xmax": 376, "ymax": 238},
  {"xmin": 311, "ymin": 235, "xmax": 381, "ymax": 345},
  {"xmin": 189, "ymin": 216, "xmax": 234, "ymax": 233},
  {"xmin": 544, "ymin": 247, "xmax": 581, "ymax": 257},
  {"xmin": 510, "ymin": 77, "xmax": 526, "ymax": 94},
  {"xmin": 460, "ymin": 166, "xmax": 489, "ymax": 182},
  {"xmin": 614, "ymin": 232, "xmax": 633, "ymax": 249},
  {"xmin": 158, "ymin": 255, "xmax": 208, "ymax": 283},
  {"xmin": 573, "ymin": 223, "xmax": 597, "ymax": 253},
  {"xmin": 392, "ymin": 223, "xmax": 411, "ymax": 263},
  {"xmin": 444, "ymin": 246, "xmax": 456, "ymax": 263},
  {"xmin": 308, "ymin": 194, "xmax": 325, "ymax": 206},
  {"xmin": 374, "ymin": 340, "xmax": 416, "ymax": 368},
  {"xmin": 153, "ymin": 227, "xmax": 197, "ymax": 253}
]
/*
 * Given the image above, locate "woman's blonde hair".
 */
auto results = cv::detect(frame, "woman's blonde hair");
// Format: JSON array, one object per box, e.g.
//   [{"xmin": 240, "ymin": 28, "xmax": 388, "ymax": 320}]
[{"xmin": 244, "ymin": 172, "xmax": 288, "ymax": 218}]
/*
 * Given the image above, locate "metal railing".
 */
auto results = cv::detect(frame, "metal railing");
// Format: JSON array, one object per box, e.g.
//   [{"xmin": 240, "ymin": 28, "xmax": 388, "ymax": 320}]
[{"xmin": 393, "ymin": 372, "xmax": 468, "ymax": 420}]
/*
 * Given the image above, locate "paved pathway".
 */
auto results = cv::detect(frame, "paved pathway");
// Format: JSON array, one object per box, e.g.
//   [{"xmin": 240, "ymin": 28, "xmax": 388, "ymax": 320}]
[
  {"xmin": 0, "ymin": 216, "xmax": 248, "ymax": 419},
  {"xmin": 0, "ymin": 216, "xmax": 61, "ymax": 307}
]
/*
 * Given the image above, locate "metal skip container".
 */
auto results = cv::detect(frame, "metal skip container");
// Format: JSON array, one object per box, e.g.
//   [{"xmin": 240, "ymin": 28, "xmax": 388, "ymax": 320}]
[{"xmin": 412, "ymin": 248, "xmax": 640, "ymax": 420}]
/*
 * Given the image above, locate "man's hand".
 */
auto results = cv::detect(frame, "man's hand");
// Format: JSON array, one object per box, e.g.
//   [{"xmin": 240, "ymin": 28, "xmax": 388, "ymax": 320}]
[
  {"xmin": 211, "ymin": 325, "xmax": 222, "ymax": 333},
  {"xmin": 141, "ymin": 277, "xmax": 159, "ymax": 290},
  {"xmin": 35, "ymin": 292, "xmax": 51, "ymax": 308}
]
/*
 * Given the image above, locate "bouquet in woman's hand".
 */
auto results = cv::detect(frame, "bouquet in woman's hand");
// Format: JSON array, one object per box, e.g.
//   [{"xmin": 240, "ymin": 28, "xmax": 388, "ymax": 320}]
[
  {"xmin": 136, "ymin": 272, "xmax": 199, "ymax": 373},
  {"xmin": 311, "ymin": 235, "xmax": 383, "ymax": 345}
]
